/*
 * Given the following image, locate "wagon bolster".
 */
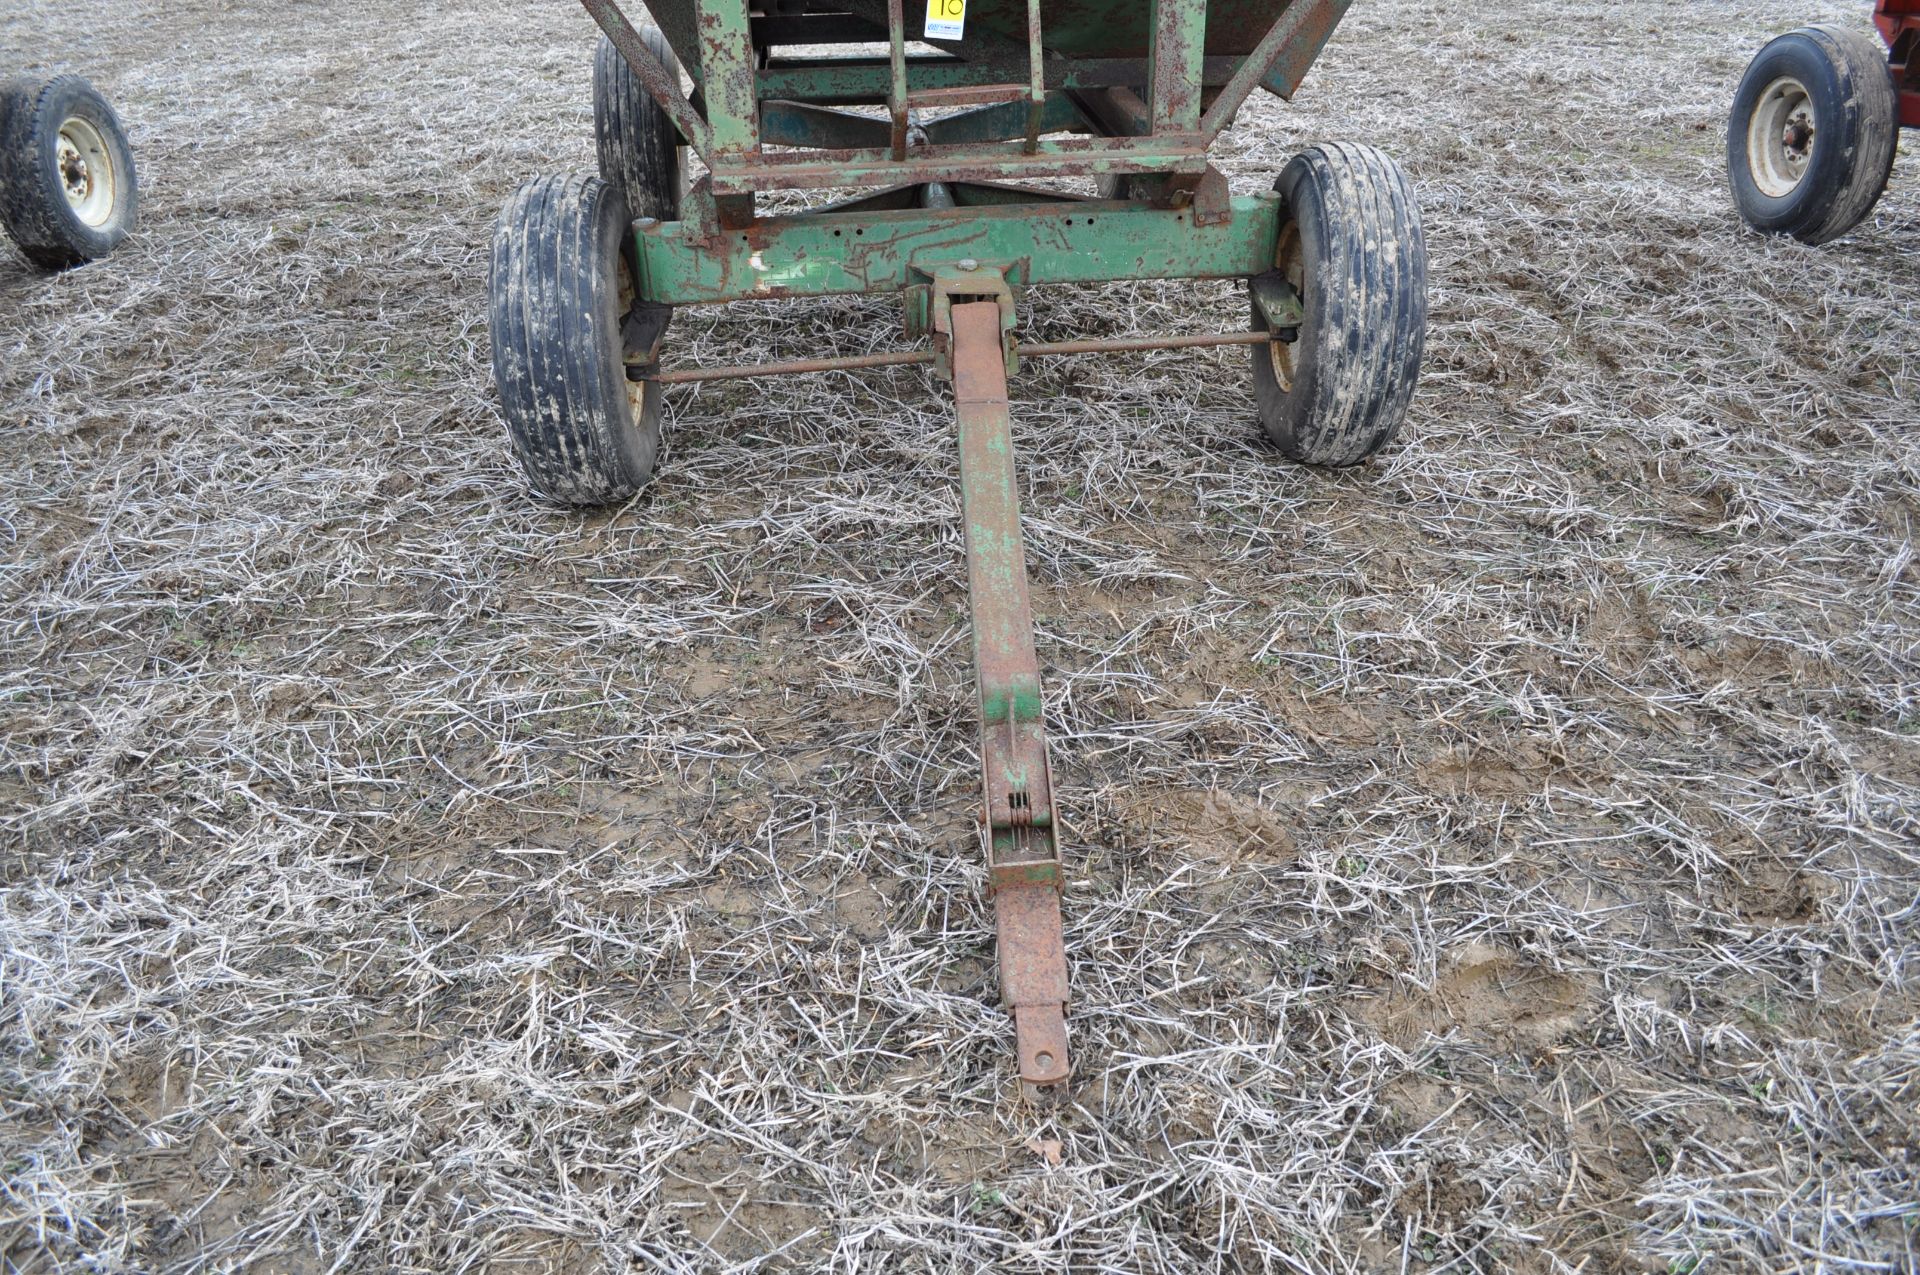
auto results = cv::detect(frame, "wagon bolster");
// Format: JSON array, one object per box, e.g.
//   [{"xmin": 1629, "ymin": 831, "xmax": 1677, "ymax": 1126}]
[{"xmin": 631, "ymin": 194, "xmax": 1283, "ymax": 305}]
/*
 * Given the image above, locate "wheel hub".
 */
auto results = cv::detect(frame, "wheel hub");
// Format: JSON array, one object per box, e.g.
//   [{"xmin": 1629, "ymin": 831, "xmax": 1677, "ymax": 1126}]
[
  {"xmin": 1266, "ymin": 222, "xmax": 1304, "ymax": 392},
  {"xmin": 58, "ymin": 142, "xmax": 91, "ymax": 203},
  {"xmin": 54, "ymin": 116, "xmax": 117, "ymax": 228},
  {"xmin": 1783, "ymin": 117, "xmax": 1813, "ymax": 157},
  {"xmin": 1748, "ymin": 76, "xmax": 1816, "ymax": 199}
]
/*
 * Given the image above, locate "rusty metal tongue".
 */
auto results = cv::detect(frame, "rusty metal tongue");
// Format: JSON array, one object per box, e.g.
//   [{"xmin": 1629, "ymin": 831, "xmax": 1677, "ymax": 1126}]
[
  {"xmin": 944, "ymin": 291, "xmax": 1073, "ymax": 1091},
  {"xmin": 999, "ymin": 887, "xmax": 1072, "ymax": 1087}
]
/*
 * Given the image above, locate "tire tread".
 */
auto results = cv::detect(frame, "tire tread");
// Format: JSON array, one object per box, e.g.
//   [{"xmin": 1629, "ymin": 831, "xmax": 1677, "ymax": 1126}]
[
  {"xmin": 1252, "ymin": 142, "xmax": 1428, "ymax": 468},
  {"xmin": 594, "ymin": 30, "xmax": 684, "ymax": 222},
  {"xmin": 488, "ymin": 173, "xmax": 661, "ymax": 506},
  {"xmin": 1799, "ymin": 24, "xmax": 1899, "ymax": 245}
]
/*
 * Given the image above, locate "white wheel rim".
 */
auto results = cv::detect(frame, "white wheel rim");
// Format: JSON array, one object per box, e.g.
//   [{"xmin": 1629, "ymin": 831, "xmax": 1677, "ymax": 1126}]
[
  {"xmin": 616, "ymin": 258, "xmax": 649, "ymax": 428},
  {"xmin": 1747, "ymin": 76, "xmax": 1815, "ymax": 199},
  {"xmin": 55, "ymin": 115, "xmax": 117, "ymax": 228},
  {"xmin": 1266, "ymin": 223, "xmax": 1303, "ymax": 393}
]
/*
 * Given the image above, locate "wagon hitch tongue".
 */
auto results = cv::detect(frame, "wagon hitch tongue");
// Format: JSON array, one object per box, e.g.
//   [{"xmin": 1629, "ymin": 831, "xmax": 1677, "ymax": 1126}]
[{"xmin": 939, "ymin": 272, "xmax": 1072, "ymax": 1093}]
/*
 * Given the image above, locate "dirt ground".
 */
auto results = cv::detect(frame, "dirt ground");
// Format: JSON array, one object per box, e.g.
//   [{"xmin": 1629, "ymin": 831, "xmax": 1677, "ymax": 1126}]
[{"xmin": 3, "ymin": 1, "xmax": 1917, "ymax": 1271}]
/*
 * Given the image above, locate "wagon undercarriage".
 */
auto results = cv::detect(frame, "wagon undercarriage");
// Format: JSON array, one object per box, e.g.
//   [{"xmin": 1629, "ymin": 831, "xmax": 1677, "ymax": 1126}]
[{"xmin": 488, "ymin": 0, "xmax": 1428, "ymax": 1093}]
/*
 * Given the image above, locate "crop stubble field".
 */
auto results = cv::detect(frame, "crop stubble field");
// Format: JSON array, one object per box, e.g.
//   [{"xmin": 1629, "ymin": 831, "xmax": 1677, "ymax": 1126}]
[{"xmin": 3, "ymin": 0, "xmax": 1917, "ymax": 1271}]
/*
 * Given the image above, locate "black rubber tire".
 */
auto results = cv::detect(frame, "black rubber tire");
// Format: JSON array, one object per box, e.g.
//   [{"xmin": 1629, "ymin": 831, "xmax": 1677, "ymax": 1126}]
[
  {"xmin": 593, "ymin": 29, "xmax": 685, "ymax": 222},
  {"xmin": 1251, "ymin": 142, "xmax": 1427, "ymax": 468},
  {"xmin": 0, "ymin": 76, "xmax": 137, "ymax": 270},
  {"xmin": 1728, "ymin": 25, "xmax": 1898, "ymax": 245},
  {"xmin": 489, "ymin": 173, "xmax": 663, "ymax": 506},
  {"xmin": 1094, "ymin": 173, "xmax": 1152, "ymax": 200},
  {"xmin": 1093, "ymin": 87, "xmax": 1148, "ymax": 200}
]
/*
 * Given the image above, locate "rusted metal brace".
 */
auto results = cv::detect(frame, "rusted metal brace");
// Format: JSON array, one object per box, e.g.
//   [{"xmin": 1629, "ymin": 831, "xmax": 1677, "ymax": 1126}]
[
  {"xmin": 650, "ymin": 329, "xmax": 1277, "ymax": 386},
  {"xmin": 944, "ymin": 291, "xmax": 1071, "ymax": 1092}
]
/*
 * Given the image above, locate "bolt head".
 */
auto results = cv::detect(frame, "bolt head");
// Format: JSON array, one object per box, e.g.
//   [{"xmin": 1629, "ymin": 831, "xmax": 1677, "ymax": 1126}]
[{"xmin": 958, "ymin": 258, "xmax": 979, "ymax": 271}]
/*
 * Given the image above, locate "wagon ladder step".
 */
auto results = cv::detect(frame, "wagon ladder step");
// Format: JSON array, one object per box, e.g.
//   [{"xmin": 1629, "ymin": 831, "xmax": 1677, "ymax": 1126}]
[{"xmin": 945, "ymin": 293, "xmax": 1072, "ymax": 1092}]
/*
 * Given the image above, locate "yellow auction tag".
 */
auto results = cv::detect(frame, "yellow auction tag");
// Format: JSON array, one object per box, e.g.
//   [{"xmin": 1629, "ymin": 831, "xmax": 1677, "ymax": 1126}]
[{"xmin": 925, "ymin": 0, "xmax": 966, "ymax": 41}]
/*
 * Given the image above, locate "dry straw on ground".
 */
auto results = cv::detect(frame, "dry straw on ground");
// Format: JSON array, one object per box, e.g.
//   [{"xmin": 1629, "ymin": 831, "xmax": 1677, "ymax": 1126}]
[{"xmin": 3, "ymin": 0, "xmax": 1917, "ymax": 1271}]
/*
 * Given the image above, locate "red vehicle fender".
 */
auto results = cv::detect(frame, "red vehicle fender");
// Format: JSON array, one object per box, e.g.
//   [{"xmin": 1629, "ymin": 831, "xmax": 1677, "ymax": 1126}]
[{"xmin": 1877, "ymin": 0, "xmax": 1920, "ymax": 127}]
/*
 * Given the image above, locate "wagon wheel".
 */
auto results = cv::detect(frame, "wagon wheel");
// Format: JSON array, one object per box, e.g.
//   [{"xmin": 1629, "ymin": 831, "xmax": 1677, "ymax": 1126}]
[
  {"xmin": 0, "ymin": 76, "xmax": 138, "ymax": 270},
  {"xmin": 488, "ymin": 173, "xmax": 667, "ymax": 506},
  {"xmin": 594, "ymin": 27, "xmax": 687, "ymax": 222},
  {"xmin": 1251, "ymin": 142, "xmax": 1428, "ymax": 468},
  {"xmin": 1727, "ymin": 25, "xmax": 1898, "ymax": 245},
  {"xmin": 1088, "ymin": 84, "xmax": 1152, "ymax": 201},
  {"xmin": 1094, "ymin": 173, "xmax": 1154, "ymax": 200}
]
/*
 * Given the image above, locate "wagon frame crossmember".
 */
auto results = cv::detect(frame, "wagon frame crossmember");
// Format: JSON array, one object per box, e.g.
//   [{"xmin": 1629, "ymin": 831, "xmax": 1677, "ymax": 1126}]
[
  {"xmin": 488, "ymin": 0, "xmax": 1428, "ymax": 1093},
  {"xmin": 585, "ymin": 0, "xmax": 1350, "ymax": 211}
]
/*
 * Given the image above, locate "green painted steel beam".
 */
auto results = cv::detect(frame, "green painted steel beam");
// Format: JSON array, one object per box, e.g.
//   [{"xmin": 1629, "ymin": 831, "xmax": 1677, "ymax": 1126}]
[
  {"xmin": 631, "ymin": 194, "xmax": 1282, "ymax": 306},
  {"xmin": 692, "ymin": 0, "xmax": 759, "ymax": 155},
  {"xmin": 761, "ymin": 101, "xmax": 893, "ymax": 150},
  {"xmin": 760, "ymin": 93, "xmax": 1093, "ymax": 151},
  {"xmin": 1148, "ymin": 0, "xmax": 1209, "ymax": 131},
  {"xmin": 926, "ymin": 93, "xmax": 1090, "ymax": 145},
  {"xmin": 1259, "ymin": 0, "xmax": 1353, "ymax": 100}
]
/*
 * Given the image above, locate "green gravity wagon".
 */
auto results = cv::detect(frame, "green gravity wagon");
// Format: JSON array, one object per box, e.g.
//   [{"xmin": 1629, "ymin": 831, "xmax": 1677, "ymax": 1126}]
[{"xmin": 487, "ymin": 0, "xmax": 1429, "ymax": 1093}]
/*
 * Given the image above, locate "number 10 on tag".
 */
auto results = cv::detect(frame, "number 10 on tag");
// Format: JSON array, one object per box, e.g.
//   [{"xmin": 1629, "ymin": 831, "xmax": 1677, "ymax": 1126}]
[{"xmin": 925, "ymin": 0, "xmax": 966, "ymax": 40}]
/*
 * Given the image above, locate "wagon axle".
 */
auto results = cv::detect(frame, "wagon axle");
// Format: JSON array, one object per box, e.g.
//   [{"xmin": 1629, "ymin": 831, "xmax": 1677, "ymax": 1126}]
[{"xmin": 643, "ymin": 327, "xmax": 1286, "ymax": 385}]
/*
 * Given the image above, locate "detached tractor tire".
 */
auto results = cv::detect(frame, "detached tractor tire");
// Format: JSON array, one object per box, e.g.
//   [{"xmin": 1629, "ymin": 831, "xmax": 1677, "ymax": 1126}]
[
  {"xmin": 489, "ymin": 173, "xmax": 665, "ymax": 506},
  {"xmin": 0, "ymin": 76, "xmax": 137, "ymax": 270},
  {"xmin": 1728, "ymin": 25, "xmax": 1898, "ymax": 245},
  {"xmin": 594, "ymin": 29, "xmax": 686, "ymax": 222},
  {"xmin": 1252, "ymin": 142, "xmax": 1427, "ymax": 468}
]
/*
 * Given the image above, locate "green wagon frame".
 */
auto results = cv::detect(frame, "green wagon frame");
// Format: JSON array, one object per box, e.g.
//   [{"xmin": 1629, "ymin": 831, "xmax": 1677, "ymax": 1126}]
[{"xmin": 488, "ymin": 0, "xmax": 1429, "ymax": 1093}]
